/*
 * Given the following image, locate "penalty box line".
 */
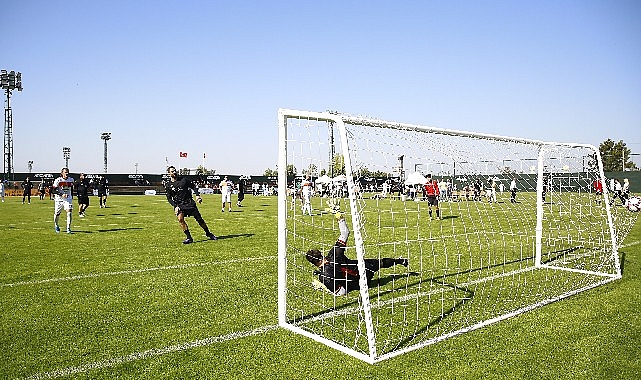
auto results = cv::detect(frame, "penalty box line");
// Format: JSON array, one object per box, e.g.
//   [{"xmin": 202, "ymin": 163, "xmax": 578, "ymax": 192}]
[
  {"xmin": 22, "ymin": 324, "xmax": 280, "ymax": 380},
  {"xmin": 2, "ymin": 256, "xmax": 277, "ymax": 288}
]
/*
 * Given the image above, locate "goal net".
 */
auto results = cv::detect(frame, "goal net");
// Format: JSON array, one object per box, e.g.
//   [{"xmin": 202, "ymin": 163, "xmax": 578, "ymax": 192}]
[{"xmin": 277, "ymin": 109, "xmax": 633, "ymax": 363}]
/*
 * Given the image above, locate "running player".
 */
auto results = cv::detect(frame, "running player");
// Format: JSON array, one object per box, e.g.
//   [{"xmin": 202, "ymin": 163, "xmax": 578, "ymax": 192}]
[
  {"xmin": 165, "ymin": 166, "xmax": 217, "ymax": 244},
  {"xmin": 52, "ymin": 168, "xmax": 75, "ymax": 233},
  {"xmin": 305, "ymin": 211, "xmax": 408, "ymax": 296}
]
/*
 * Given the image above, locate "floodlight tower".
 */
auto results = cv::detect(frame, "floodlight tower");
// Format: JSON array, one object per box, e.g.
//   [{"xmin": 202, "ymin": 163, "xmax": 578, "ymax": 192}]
[
  {"xmin": 63, "ymin": 147, "xmax": 71, "ymax": 168},
  {"xmin": 101, "ymin": 132, "xmax": 111, "ymax": 173},
  {"xmin": 1, "ymin": 69, "xmax": 22, "ymax": 180}
]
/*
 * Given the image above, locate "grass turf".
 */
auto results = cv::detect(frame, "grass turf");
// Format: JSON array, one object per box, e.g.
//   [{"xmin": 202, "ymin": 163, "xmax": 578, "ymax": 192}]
[{"xmin": 1, "ymin": 193, "xmax": 640, "ymax": 379}]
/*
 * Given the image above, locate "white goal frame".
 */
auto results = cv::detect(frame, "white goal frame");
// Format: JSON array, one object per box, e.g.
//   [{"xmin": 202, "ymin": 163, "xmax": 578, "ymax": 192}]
[{"xmin": 277, "ymin": 108, "xmax": 622, "ymax": 363}]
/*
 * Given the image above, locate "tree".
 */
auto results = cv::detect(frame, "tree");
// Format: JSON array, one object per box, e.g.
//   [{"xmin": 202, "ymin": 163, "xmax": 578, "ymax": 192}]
[
  {"xmin": 598, "ymin": 139, "xmax": 638, "ymax": 172},
  {"xmin": 286, "ymin": 164, "xmax": 297, "ymax": 178},
  {"xmin": 196, "ymin": 165, "xmax": 215, "ymax": 175},
  {"xmin": 303, "ymin": 164, "xmax": 318, "ymax": 177},
  {"xmin": 264, "ymin": 165, "xmax": 298, "ymax": 177},
  {"xmin": 356, "ymin": 166, "xmax": 391, "ymax": 179},
  {"xmin": 331, "ymin": 154, "xmax": 345, "ymax": 176}
]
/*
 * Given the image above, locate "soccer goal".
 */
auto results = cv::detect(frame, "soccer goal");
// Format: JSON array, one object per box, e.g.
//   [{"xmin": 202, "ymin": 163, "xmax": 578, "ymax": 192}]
[{"xmin": 277, "ymin": 109, "xmax": 635, "ymax": 363}]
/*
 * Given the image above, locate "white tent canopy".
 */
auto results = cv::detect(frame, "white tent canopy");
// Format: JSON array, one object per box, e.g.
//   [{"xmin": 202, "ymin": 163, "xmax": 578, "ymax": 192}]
[
  {"xmin": 404, "ymin": 172, "xmax": 428, "ymax": 185},
  {"xmin": 315, "ymin": 175, "xmax": 332, "ymax": 184},
  {"xmin": 332, "ymin": 175, "xmax": 347, "ymax": 182}
]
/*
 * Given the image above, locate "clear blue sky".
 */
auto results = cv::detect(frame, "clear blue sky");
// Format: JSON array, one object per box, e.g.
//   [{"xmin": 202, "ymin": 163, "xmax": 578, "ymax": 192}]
[{"xmin": 3, "ymin": 0, "xmax": 641, "ymax": 175}]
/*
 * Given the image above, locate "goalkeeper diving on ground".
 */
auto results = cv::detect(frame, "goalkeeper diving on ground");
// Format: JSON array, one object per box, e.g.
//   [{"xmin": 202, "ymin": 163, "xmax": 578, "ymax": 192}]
[{"xmin": 305, "ymin": 202, "xmax": 409, "ymax": 296}]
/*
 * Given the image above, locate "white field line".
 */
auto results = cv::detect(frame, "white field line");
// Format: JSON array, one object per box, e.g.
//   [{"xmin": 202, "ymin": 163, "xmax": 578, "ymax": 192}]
[
  {"xmin": 21, "ymin": 324, "xmax": 280, "ymax": 380},
  {"xmin": 2, "ymin": 256, "xmax": 276, "ymax": 288},
  {"xmin": 618, "ymin": 240, "xmax": 641, "ymax": 249}
]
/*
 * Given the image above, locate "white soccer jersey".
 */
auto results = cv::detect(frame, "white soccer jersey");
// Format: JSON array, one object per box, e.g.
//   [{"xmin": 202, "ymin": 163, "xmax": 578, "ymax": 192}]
[
  {"xmin": 53, "ymin": 176, "xmax": 75, "ymax": 201},
  {"xmin": 302, "ymin": 180, "xmax": 312, "ymax": 197},
  {"xmin": 220, "ymin": 180, "xmax": 232, "ymax": 195}
]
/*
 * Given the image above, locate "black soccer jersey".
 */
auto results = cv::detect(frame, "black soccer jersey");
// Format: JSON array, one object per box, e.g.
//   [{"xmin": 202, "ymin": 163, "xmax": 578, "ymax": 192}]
[
  {"xmin": 165, "ymin": 176, "xmax": 199, "ymax": 208},
  {"xmin": 75, "ymin": 179, "xmax": 89, "ymax": 198},
  {"xmin": 316, "ymin": 242, "xmax": 361, "ymax": 294}
]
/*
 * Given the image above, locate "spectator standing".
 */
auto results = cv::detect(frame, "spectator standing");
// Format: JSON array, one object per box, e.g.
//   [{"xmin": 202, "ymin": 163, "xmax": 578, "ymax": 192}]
[
  {"xmin": 75, "ymin": 173, "xmax": 90, "ymax": 217},
  {"xmin": 22, "ymin": 177, "xmax": 33, "ymax": 204},
  {"xmin": 237, "ymin": 178, "xmax": 246, "ymax": 207}
]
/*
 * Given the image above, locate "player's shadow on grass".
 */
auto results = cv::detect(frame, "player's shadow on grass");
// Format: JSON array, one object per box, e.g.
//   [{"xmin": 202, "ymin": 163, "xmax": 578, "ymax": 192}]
[
  {"xmin": 95, "ymin": 212, "xmax": 139, "ymax": 216},
  {"xmin": 72, "ymin": 227, "xmax": 144, "ymax": 233},
  {"xmin": 371, "ymin": 271, "xmax": 421, "ymax": 288},
  {"xmin": 215, "ymin": 233, "xmax": 254, "ymax": 240}
]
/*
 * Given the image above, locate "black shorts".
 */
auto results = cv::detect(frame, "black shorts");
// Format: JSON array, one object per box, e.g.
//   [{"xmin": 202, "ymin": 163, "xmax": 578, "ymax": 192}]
[
  {"xmin": 427, "ymin": 196, "xmax": 439, "ymax": 207},
  {"xmin": 78, "ymin": 195, "xmax": 90, "ymax": 205},
  {"xmin": 178, "ymin": 203, "xmax": 202, "ymax": 219}
]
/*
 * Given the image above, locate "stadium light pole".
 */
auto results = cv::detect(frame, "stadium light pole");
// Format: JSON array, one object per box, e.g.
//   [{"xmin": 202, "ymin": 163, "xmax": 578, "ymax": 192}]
[
  {"xmin": 63, "ymin": 147, "xmax": 70, "ymax": 168},
  {"xmin": 101, "ymin": 132, "xmax": 111, "ymax": 173},
  {"xmin": 1, "ymin": 69, "xmax": 22, "ymax": 181}
]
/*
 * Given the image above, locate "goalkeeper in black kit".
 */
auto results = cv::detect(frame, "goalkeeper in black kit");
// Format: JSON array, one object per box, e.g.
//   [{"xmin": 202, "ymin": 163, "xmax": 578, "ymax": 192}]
[
  {"xmin": 305, "ymin": 206, "xmax": 408, "ymax": 296},
  {"xmin": 165, "ymin": 166, "xmax": 217, "ymax": 244}
]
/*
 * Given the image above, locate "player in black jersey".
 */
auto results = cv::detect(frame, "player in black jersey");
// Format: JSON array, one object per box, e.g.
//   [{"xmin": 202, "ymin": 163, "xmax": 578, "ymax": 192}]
[
  {"xmin": 165, "ymin": 166, "xmax": 217, "ymax": 244},
  {"xmin": 75, "ymin": 173, "xmax": 90, "ymax": 217},
  {"xmin": 305, "ymin": 211, "xmax": 408, "ymax": 296}
]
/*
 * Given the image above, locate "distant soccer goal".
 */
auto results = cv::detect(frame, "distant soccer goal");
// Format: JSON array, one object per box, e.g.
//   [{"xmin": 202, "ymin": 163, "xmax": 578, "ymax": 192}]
[{"xmin": 277, "ymin": 109, "xmax": 635, "ymax": 363}]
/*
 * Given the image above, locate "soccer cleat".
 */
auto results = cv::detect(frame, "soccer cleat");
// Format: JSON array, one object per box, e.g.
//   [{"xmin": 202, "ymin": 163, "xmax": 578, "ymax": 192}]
[
  {"xmin": 400, "ymin": 258, "xmax": 409, "ymax": 267},
  {"xmin": 66, "ymin": 229, "xmax": 72, "ymax": 234},
  {"xmin": 182, "ymin": 237, "xmax": 193, "ymax": 244},
  {"xmin": 54, "ymin": 225, "xmax": 60, "ymax": 233},
  {"xmin": 335, "ymin": 212, "xmax": 344, "ymax": 220},
  {"xmin": 221, "ymin": 208, "xmax": 225, "ymax": 212},
  {"xmin": 206, "ymin": 233, "xmax": 218, "ymax": 240}
]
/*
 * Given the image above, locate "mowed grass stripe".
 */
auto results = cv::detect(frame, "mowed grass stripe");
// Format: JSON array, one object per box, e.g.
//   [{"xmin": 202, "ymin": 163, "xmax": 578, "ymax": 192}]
[
  {"xmin": 22, "ymin": 324, "xmax": 280, "ymax": 380},
  {"xmin": 1, "ymin": 255, "xmax": 276, "ymax": 288}
]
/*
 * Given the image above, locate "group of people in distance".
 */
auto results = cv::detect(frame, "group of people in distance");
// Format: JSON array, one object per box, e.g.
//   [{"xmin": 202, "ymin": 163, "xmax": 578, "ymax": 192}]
[
  {"xmin": 39, "ymin": 166, "xmax": 244, "ymax": 244},
  {"xmin": 15, "ymin": 168, "xmax": 109, "ymax": 234},
  {"xmin": 593, "ymin": 177, "xmax": 631, "ymax": 206}
]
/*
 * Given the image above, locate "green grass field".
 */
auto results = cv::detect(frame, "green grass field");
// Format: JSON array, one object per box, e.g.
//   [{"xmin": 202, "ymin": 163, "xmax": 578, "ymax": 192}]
[{"xmin": 1, "ymin": 193, "xmax": 640, "ymax": 379}]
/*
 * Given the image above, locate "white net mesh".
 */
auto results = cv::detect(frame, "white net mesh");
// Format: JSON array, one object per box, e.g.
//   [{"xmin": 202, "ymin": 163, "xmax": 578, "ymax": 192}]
[{"xmin": 278, "ymin": 110, "xmax": 635, "ymax": 362}]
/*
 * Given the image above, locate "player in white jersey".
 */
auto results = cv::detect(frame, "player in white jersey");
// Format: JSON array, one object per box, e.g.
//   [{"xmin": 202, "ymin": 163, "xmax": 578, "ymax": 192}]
[
  {"xmin": 52, "ymin": 167, "xmax": 75, "ymax": 233},
  {"xmin": 301, "ymin": 176, "xmax": 313, "ymax": 216},
  {"xmin": 220, "ymin": 176, "xmax": 233, "ymax": 212}
]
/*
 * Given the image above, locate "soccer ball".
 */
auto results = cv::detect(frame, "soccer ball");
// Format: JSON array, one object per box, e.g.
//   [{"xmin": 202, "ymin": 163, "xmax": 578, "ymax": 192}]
[{"xmin": 626, "ymin": 196, "xmax": 641, "ymax": 212}]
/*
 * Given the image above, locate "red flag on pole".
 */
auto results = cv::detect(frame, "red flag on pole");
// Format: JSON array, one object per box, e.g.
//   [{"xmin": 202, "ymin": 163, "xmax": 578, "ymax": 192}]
[{"xmin": 180, "ymin": 152, "xmax": 188, "ymax": 158}]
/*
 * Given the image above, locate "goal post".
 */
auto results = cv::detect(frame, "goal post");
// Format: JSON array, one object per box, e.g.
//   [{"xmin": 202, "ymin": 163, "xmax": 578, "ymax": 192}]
[{"xmin": 277, "ymin": 108, "xmax": 634, "ymax": 363}]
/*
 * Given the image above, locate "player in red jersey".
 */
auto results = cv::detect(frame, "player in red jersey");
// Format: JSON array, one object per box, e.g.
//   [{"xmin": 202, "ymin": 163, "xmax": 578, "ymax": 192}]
[{"xmin": 423, "ymin": 174, "xmax": 441, "ymax": 220}]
